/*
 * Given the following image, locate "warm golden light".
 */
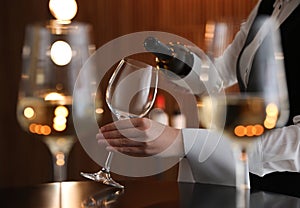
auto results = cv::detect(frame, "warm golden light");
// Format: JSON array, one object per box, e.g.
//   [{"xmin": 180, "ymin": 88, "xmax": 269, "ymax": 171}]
[
  {"xmin": 196, "ymin": 101, "xmax": 204, "ymax": 108},
  {"xmin": 49, "ymin": 0, "xmax": 78, "ymax": 21},
  {"xmin": 266, "ymin": 103, "xmax": 279, "ymax": 117},
  {"xmin": 245, "ymin": 125, "xmax": 254, "ymax": 137},
  {"xmin": 53, "ymin": 123, "xmax": 67, "ymax": 131},
  {"xmin": 24, "ymin": 107, "xmax": 35, "ymax": 119},
  {"xmin": 254, "ymin": 124, "xmax": 264, "ymax": 135},
  {"xmin": 234, "ymin": 124, "xmax": 264, "ymax": 137},
  {"xmin": 35, "ymin": 124, "xmax": 42, "ymax": 135},
  {"xmin": 56, "ymin": 152, "xmax": 65, "ymax": 160},
  {"xmin": 53, "ymin": 106, "xmax": 68, "ymax": 131},
  {"xmin": 29, "ymin": 123, "xmax": 52, "ymax": 135},
  {"xmin": 95, "ymin": 108, "xmax": 104, "ymax": 114},
  {"xmin": 50, "ymin": 41, "xmax": 72, "ymax": 66},
  {"xmin": 56, "ymin": 152, "xmax": 65, "ymax": 166},
  {"xmin": 29, "ymin": 123, "xmax": 37, "ymax": 133},
  {"xmin": 234, "ymin": 125, "xmax": 246, "ymax": 137},
  {"xmin": 40, "ymin": 125, "xmax": 52, "ymax": 135},
  {"xmin": 204, "ymin": 22, "xmax": 215, "ymax": 40},
  {"xmin": 53, "ymin": 116, "xmax": 67, "ymax": 126},
  {"xmin": 55, "ymin": 106, "xmax": 69, "ymax": 117},
  {"xmin": 264, "ymin": 103, "xmax": 279, "ymax": 129},
  {"xmin": 44, "ymin": 92, "xmax": 65, "ymax": 101},
  {"xmin": 264, "ymin": 119, "xmax": 276, "ymax": 129}
]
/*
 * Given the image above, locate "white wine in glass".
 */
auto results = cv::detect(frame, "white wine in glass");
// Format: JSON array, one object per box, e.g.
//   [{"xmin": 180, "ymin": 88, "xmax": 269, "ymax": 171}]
[
  {"xmin": 200, "ymin": 94, "xmax": 280, "ymax": 187},
  {"xmin": 80, "ymin": 58, "xmax": 158, "ymax": 188},
  {"xmin": 198, "ymin": 19, "xmax": 289, "ymax": 207},
  {"xmin": 16, "ymin": 20, "xmax": 94, "ymax": 181}
]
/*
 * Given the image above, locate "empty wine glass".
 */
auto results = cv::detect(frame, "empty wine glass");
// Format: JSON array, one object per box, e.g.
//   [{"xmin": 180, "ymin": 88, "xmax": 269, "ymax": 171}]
[
  {"xmin": 16, "ymin": 20, "xmax": 94, "ymax": 181},
  {"xmin": 80, "ymin": 58, "xmax": 158, "ymax": 188}
]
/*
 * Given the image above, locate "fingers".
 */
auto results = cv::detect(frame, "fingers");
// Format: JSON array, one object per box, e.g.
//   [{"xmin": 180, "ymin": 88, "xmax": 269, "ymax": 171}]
[
  {"xmin": 96, "ymin": 118, "xmax": 173, "ymax": 157},
  {"xmin": 100, "ymin": 117, "xmax": 150, "ymax": 132},
  {"xmin": 100, "ymin": 118, "xmax": 152, "ymax": 141},
  {"xmin": 97, "ymin": 132, "xmax": 151, "ymax": 157},
  {"xmin": 101, "ymin": 127, "xmax": 146, "ymax": 140},
  {"xmin": 97, "ymin": 133, "xmax": 143, "ymax": 147}
]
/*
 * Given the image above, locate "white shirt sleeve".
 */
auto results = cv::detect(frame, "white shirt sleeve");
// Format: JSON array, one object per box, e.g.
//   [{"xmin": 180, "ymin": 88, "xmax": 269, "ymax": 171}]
[
  {"xmin": 179, "ymin": 128, "xmax": 236, "ymax": 186},
  {"xmin": 249, "ymin": 115, "xmax": 300, "ymax": 176},
  {"xmin": 180, "ymin": 116, "xmax": 300, "ymax": 185},
  {"xmin": 214, "ymin": 0, "xmax": 261, "ymax": 88}
]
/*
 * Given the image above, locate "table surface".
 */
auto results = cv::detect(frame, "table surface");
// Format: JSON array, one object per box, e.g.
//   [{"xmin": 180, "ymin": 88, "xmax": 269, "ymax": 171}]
[{"xmin": 1, "ymin": 180, "xmax": 300, "ymax": 208}]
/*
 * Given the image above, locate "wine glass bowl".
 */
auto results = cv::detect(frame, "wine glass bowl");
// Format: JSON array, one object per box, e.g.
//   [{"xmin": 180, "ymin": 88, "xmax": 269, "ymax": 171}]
[
  {"xmin": 200, "ymin": 93, "xmax": 280, "ymax": 190},
  {"xmin": 80, "ymin": 58, "xmax": 158, "ymax": 189},
  {"xmin": 16, "ymin": 20, "xmax": 94, "ymax": 181},
  {"xmin": 197, "ymin": 19, "xmax": 289, "ymax": 208},
  {"xmin": 202, "ymin": 94, "xmax": 277, "ymax": 148},
  {"xmin": 106, "ymin": 58, "xmax": 158, "ymax": 119}
]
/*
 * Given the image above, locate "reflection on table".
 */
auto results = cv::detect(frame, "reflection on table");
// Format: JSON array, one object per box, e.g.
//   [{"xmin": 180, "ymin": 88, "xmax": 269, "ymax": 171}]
[{"xmin": 1, "ymin": 180, "xmax": 300, "ymax": 207}]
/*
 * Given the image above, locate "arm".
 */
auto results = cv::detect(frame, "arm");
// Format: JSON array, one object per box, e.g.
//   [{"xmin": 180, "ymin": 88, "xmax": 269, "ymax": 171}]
[
  {"xmin": 181, "ymin": 116, "xmax": 300, "ymax": 184},
  {"xmin": 180, "ymin": 128, "xmax": 236, "ymax": 186},
  {"xmin": 98, "ymin": 118, "xmax": 236, "ymax": 186},
  {"xmin": 98, "ymin": 115, "xmax": 300, "ymax": 185},
  {"xmin": 213, "ymin": 0, "xmax": 261, "ymax": 88},
  {"xmin": 249, "ymin": 115, "xmax": 300, "ymax": 176}
]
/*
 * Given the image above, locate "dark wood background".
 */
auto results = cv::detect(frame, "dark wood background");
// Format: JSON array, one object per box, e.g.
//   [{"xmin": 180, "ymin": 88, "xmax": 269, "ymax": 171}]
[{"xmin": 0, "ymin": 0, "xmax": 257, "ymax": 187}]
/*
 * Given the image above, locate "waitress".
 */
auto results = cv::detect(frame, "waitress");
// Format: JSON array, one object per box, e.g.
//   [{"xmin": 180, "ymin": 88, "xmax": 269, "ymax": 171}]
[{"xmin": 97, "ymin": 0, "xmax": 300, "ymax": 197}]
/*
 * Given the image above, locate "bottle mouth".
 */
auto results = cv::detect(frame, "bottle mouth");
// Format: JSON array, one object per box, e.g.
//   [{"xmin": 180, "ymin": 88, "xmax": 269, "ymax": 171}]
[{"xmin": 144, "ymin": 36, "xmax": 173, "ymax": 57}]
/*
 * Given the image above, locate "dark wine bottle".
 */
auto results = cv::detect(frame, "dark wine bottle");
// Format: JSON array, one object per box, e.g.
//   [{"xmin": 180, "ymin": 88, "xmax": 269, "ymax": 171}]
[{"xmin": 144, "ymin": 36, "xmax": 194, "ymax": 77}]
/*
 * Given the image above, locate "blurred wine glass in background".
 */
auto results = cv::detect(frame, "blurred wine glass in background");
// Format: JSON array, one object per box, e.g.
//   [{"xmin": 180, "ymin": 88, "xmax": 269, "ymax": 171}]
[
  {"xmin": 16, "ymin": 0, "xmax": 95, "ymax": 181},
  {"xmin": 198, "ymin": 19, "xmax": 289, "ymax": 207}
]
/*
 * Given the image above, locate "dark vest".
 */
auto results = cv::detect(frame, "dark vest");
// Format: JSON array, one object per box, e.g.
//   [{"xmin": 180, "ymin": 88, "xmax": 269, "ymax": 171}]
[{"xmin": 237, "ymin": 0, "xmax": 300, "ymax": 197}]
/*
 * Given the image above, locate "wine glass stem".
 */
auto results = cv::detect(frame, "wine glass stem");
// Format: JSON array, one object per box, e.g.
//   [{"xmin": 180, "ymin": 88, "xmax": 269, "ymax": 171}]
[
  {"xmin": 101, "ymin": 116, "xmax": 124, "ymax": 172},
  {"xmin": 233, "ymin": 148, "xmax": 250, "ymax": 208},
  {"xmin": 236, "ymin": 188, "xmax": 250, "ymax": 208},
  {"xmin": 234, "ymin": 149, "xmax": 250, "ymax": 190},
  {"xmin": 52, "ymin": 152, "xmax": 68, "ymax": 182},
  {"xmin": 104, "ymin": 151, "xmax": 114, "ymax": 172}
]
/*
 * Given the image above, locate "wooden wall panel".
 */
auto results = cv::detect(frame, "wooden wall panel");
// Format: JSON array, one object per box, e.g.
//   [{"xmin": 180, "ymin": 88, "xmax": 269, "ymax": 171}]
[{"xmin": 0, "ymin": 0, "xmax": 258, "ymax": 187}]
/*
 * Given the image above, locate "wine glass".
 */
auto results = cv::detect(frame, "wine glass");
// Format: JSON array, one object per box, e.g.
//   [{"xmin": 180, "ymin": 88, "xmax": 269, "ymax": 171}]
[
  {"xmin": 80, "ymin": 58, "xmax": 158, "ymax": 188},
  {"xmin": 198, "ymin": 19, "xmax": 289, "ymax": 207},
  {"xmin": 16, "ymin": 20, "xmax": 94, "ymax": 181}
]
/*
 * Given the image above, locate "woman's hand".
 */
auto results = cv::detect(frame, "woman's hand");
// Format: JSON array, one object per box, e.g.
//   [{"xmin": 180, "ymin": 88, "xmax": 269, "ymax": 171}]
[{"xmin": 97, "ymin": 117, "xmax": 184, "ymax": 157}]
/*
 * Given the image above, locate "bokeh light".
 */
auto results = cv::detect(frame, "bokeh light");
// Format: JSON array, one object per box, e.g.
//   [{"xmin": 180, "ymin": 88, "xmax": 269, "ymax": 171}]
[
  {"xmin": 50, "ymin": 41, "xmax": 72, "ymax": 66},
  {"xmin": 49, "ymin": 0, "xmax": 78, "ymax": 21}
]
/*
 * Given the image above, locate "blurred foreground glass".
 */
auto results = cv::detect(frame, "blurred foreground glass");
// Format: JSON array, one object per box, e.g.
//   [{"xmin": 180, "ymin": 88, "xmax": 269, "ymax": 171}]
[
  {"xmin": 16, "ymin": 20, "xmax": 95, "ymax": 181},
  {"xmin": 198, "ymin": 19, "xmax": 289, "ymax": 207}
]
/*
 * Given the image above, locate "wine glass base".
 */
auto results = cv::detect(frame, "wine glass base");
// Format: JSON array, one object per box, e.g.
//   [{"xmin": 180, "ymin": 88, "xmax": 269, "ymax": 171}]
[{"xmin": 80, "ymin": 170, "xmax": 124, "ymax": 189}]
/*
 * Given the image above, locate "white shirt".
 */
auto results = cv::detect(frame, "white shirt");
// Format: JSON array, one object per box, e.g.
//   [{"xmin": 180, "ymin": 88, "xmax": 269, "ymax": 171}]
[{"xmin": 179, "ymin": 0, "xmax": 300, "ymax": 186}]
